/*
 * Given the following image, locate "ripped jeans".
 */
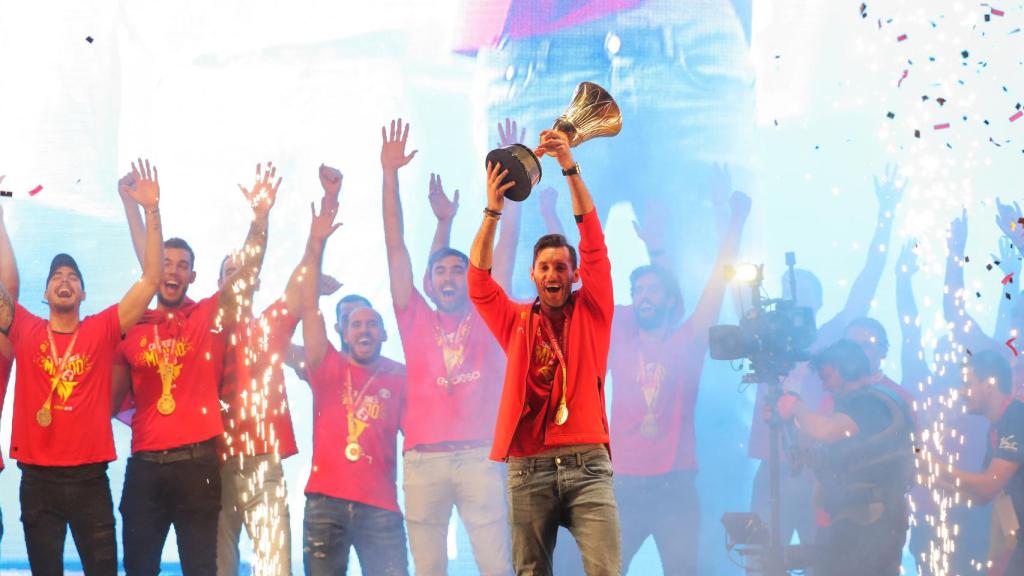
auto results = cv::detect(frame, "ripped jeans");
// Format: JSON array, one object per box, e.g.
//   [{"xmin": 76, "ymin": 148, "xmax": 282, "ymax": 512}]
[
  {"xmin": 302, "ymin": 494, "xmax": 408, "ymax": 576},
  {"xmin": 19, "ymin": 462, "xmax": 118, "ymax": 576}
]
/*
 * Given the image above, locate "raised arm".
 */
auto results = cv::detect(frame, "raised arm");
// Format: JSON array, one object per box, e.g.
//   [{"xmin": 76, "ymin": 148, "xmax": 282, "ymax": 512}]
[
  {"xmin": 427, "ymin": 173, "xmax": 459, "ymax": 259},
  {"xmin": 221, "ymin": 163, "xmax": 280, "ymax": 321},
  {"xmin": 688, "ymin": 191, "xmax": 751, "ymax": 348},
  {"xmin": 778, "ymin": 395, "xmax": 859, "ymax": 443},
  {"xmin": 0, "ymin": 206, "xmax": 16, "ymax": 348},
  {"xmin": 492, "ymin": 118, "xmax": 527, "ymax": 291},
  {"xmin": 632, "ymin": 208, "xmax": 673, "ymax": 272},
  {"xmin": 895, "ymin": 241, "xmax": 929, "ymax": 392},
  {"xmin": 818, "ymin": 165, "xmax": 903, "ymax": 341},
  {"xmin": 537, "ymin": 186, "xmax": 565, "ymax": 237},
  {"xmin": 381, "ymin": 119, "xmax": 419, "ymax": 311},
  {"xmin": 993, "ymin": 236, "xmax": 1021, "ymax": 340},
  {"xmin": 535, "ymin": 130, "xmax": 594, "ymax": 216},
  {"xmin": 301, "ymin": 195, "xmax": 343, "ymax": 371},
  {"xmin": 995, "ymin": 198, "xmax": 1024, "ymax": 257},
  {"xmin": 118, "ymin": 171, "xmax": 147, "ymax": 267},
  {"xmin": 117, "ymin": 158, "xmax": 164, "ymax": 332},
  {"xmin": 709, "ymin": 163, "xmax": 733, "ymax": 241},
  {"xmin": 944, "ymin": 211, "xmax": 999, "ymax": 352},
  {"xmin": 470, "ymin": 161, "xmax": 514, "ymax": 271}
]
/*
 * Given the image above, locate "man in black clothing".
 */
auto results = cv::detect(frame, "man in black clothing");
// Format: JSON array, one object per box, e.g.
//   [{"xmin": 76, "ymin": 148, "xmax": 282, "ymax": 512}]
[
  {"xmin": 774, "ymin": 339, "xmax": 915, "ymax": 576},
  {"xmin": 947, "ymin": 350, "xmax": 1024, "ymax": 572}
]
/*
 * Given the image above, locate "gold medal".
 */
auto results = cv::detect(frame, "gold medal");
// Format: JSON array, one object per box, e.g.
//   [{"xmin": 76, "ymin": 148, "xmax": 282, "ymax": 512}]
[
  {"xmin": 157, "ymin": 394, "xmax": 176, "ymax": 415},
  {"xmin": 36, "ymin": 407, "xmax": 52, "ymax": 427},
  {"xmin": 640, "ymin": 413, "xmax": 658, "ymax": 437},
  {"xmin": 345, "ymin": 442, "xmax": 362, "ymax": 462},
  {"xmin": 554, "ymin": 403, "xmax": 569, "ymax": 426}
]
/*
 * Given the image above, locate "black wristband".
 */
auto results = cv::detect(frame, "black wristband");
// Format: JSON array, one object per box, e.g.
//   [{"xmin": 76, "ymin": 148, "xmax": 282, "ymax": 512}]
[
  {"xmin": 561, "ymin": 163, "xmax": 581, "ymax": 177},
  {"xmin": 483, "ymin": 207, "xmax": 502, "ymax": 219}
]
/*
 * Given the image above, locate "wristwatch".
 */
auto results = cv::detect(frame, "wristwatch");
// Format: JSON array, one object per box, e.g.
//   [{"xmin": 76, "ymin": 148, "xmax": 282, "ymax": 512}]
[{"xmin": 561, "ymin": 163, "xmax": 581, "ymax": 177}]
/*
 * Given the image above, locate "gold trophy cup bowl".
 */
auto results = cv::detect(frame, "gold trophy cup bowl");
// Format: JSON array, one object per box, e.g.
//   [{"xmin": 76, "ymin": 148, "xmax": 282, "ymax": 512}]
[{"xmin": 486, "ymin": 81, "xmax": 622, "ymax": 202}]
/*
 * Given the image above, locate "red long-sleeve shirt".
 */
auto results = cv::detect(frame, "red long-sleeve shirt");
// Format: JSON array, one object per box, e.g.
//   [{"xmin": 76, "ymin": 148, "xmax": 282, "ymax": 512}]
[{"xmin": 469, "ymin": 210, "xmax": 614, "ymax": 461}]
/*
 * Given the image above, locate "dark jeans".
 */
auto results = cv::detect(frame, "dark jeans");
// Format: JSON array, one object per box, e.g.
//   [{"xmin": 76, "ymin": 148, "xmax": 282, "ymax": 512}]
[
  {"xmin": 18, "ymin": 462, "xmax": 117, "ymax": 576},
  {"xmin": 816, "ymin": 505, "xmax": 908, "ymax": 576},
  {"xmin": 302, "ymin": 494, "xmax": 409, "ymax": 576},
  {"xmin": 617, "ymin": 470, "xmax": 700, "ymax": 575},
  {"xmin": 506, "ymin": 448, "xmax": 620, "ymax": 576},
  {"xmin": 120, "ymin": 441, "xmax": 221, "ymax": 576}
]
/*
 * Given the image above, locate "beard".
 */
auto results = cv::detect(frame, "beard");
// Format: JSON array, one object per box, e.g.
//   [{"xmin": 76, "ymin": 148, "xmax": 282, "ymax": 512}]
[{"xmin": 157, "ymin": 289, "xmax": 188, "ymax": 309}]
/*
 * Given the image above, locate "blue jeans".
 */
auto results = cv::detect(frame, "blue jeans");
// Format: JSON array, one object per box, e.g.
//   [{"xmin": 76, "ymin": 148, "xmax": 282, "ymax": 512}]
[
  {"xmin": 506, "ymin": 448, "xmax": 621, "ymax": 576},
  {"xmin": 218, "ymin": 454, "xmax": 291, "ymax": 576},
  {"xmin": 302, "ymin": 494, "xmax": 408, "ymax": 576},
  {"xmin": 403, "ymin": 446, "xmax": 512, "ymax": 576}
]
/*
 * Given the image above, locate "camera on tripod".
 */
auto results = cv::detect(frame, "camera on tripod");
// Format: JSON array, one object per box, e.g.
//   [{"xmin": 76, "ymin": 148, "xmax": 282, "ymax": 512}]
[{"xmin": 708, "ymin": 253, "xmax": 817, "ymax": 381}]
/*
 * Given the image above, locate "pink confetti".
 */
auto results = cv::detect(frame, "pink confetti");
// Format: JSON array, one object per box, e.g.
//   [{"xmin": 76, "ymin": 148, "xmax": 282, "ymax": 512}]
[
  {"xmin": 28, "ymin": 185, "xmax": 42, "ymax": 196},
  {"xmin": 1011, "ymin": 111, "xmax": 1023, "ymax": 122},
  {"xmin": 1007, "ymin": 337, "xmax": 1019, "ymax": 357},
  {"xmin": 934, "ymin": 123, "xmax": 950, "ymax": 130},
  {"xmin": 897, "ymin": 33, "xmax": 908, "ymax": 42},
  {"xmin": 992, "ymin": 8, "xmax": 1005, "ymax": 16},
  {"xmin": 1003, "ymin": 272, "xmax": 1015, "ymax": 285},
  {"xmin": 898, "ymin": 69, "xmax": 909, "ymax": 87}
]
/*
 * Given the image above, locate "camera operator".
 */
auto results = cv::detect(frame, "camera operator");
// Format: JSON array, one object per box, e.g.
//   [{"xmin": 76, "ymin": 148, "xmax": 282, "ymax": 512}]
[{"xmin": 772, "ymin": 339, "xmax": 914, "ymax": 576}]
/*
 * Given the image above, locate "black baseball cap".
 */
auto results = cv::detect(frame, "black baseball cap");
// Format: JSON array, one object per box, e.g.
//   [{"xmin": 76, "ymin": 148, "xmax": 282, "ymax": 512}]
[{"xmin": 48, "ymin": 253, "xmax": 85, "ymax": 290}]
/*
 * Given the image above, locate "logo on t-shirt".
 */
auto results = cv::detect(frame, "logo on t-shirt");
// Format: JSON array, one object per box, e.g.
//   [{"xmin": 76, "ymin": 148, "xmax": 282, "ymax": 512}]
[
  {"xmin": 999, "ymin": 434, "xmax": 1019, "ymax": 453},
  {"xmin": 37, "ymin": 343, "xmax": 94, "ymax": 405}
]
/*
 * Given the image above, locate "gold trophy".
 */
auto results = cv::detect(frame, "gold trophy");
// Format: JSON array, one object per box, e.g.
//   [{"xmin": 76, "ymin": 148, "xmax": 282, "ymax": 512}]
[{"xmin": 486, "ymin": 81, "xmax": 622, "ymax": 201}]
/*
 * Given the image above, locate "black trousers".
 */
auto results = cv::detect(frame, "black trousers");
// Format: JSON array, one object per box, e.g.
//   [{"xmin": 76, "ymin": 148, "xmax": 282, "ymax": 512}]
[
  {"xmin": 120, "ymin": 441, "xmax": 221, "ymax": 576},
  {"xmin": 816, "ymin": 505, "xmax": 908, "ymax": 576},
  {"xmin": 19, "ymin": 462, "xmax": 118, "ymax": 576}
]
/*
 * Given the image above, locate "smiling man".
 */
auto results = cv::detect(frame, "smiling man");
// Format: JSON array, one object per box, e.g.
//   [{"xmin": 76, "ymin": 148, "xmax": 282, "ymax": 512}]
[
  {"xmin": 469, "ymin": 129, "xmax": 618, "ymax": 575},
  {"xmin": 115, "ymin": 163, "xmax": 279, "ymax": 576},
  {"xmin": 0, "ymin": 159, "xmax": 163, "ymax": 575},
  {"xmin": 380, "ymin": 119, "xmax": 511, "ymax": 576},
  {"xmin": 299, "ymin": 190, "xmax": 410, "ymax": 575}
]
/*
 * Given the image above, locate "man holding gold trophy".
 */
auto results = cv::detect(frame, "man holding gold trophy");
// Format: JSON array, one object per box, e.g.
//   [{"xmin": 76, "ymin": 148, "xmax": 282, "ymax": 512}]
[{"xmin": 469, "ymin": 83, "xmax": 622, "ymax": 575}]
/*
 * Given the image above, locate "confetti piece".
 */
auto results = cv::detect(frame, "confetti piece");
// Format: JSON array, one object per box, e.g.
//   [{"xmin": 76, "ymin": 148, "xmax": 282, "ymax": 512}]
[
  {"xmin": 0, "ymin": 191, "xmax": 11, "ymax": 198},
  {"xmin": 937, "ymin": 97, "xmax": 947, "ymax": 106},
  {"xmin": 897, "ymin": 34, "xmax": 908, "ymax": 42},
  {"xmin": 886, "ymin": 111, "xmax": 895, "ymax": 119},
  {"xmin": 85, "ymin": 36, "xmax": 94, "ymax": 44},
  {"xmin": 961, "ymin": 50, "xmax": 969, "ymax": 58},
  {"xmin": 898, "ymin": 69, "xmax": 909, "ymax": 87},
  {"xmin": 976, "ymin": 291, "xmax": 983, "ymax": 298},
  {"xmin": 992, "ymin": 8, "xmax": 1005, "ymax": 16},
  {"xmin": 1011, "ymin": 111, "xmax": 1023, "ymax": 122},
  {"xmin": 28, "ymin": 185, "xmax": 42, "ymax": 196},
  {"xmin": 1003, "ymin": 273, "xmax": 1015, "ymax": 285},
  {"xmin": 934, "ymin": 123, "xmax": 950, "ymax": 130},
  {"xmin": 1007, "ymin": 337, "xmax": 1018, "ymax": 357},
  {"xmin": 914, "ymin": 129, "xmax": 921, "ymax": 138},
  {"xmin": 987, "ymin": 263, "xmax": 995, "ymax": 270},
  {"xmin": 1007, "ymin": 292, "xmax": 1014, "ymax": 300},
  {"xmin": 859, "ymin": 2, "xmax": 867, "ymax": 18}
]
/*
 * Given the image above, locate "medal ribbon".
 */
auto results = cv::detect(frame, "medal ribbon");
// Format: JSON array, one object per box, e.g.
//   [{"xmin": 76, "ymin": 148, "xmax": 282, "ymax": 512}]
[
  {"xmin": 539, "ymin": 312, "xmax": 570, "ymax": 423},
  {"xmin": 345, "ymin": 367, "xmax": 379, "ymax": 445},
  {"xmin": 433, "ymin": 312, "xmax": 472, "ymax": 389},
  {"xmin": 40, "ymin": 325, "xmax": 81, "ymax": 412},
  {"xmin": 153, "ymin": 324, "xmax": 179, "ymax": 404}
]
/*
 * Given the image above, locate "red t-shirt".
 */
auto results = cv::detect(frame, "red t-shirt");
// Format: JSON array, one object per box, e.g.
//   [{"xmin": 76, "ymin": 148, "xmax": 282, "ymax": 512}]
[
  {"xmin": 610, "ymin": 306, "xmax": 706, "ymax": 475},
  {"xmin": 306, "ymin": 347, "xmax": 405, "ymax": 512},
  {"xmin": 119, "ymin": 294, "xmax": 227, "ymax": 453},
  {"xmin": 220, "ymin": 300, "xmax": 299, "ymax": 460},
  {"xmin": 394, "ymin": 289, "xmax": 504, "ymax": 451},
  {"xmin": 0, "ymin": 353, "xmax": 11, "ymax": 470},
  {"xmin": 510, "ymin": 310, "xmax": 571, "ymax": 457},
  {"xmin": 7, "ymin": 304, "xmax": 121, "ymax": 466}
]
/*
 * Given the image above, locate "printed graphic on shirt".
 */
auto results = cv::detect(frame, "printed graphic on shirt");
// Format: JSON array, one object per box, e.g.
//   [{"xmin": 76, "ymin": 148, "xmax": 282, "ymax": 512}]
[
  {"xmin": 131, "ymin": 334, "xmax": 194, "ymax": 390},
  {"xmin": 1000, "ymin": 434, "xmax": 1020, "ymax": 453},
  {"xmin": 533, "ymin": 332, "xmax": 559, "ymax": 384},
  {"xmin": 35, "ymin": 341, "xmax": 96, "ymax": 408}
]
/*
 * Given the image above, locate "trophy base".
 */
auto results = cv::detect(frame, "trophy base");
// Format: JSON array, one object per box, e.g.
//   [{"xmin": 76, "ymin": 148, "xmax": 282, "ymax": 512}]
[{"xmin": 485, "ymin": 144, "xmax": 542, "ymax": 202}]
